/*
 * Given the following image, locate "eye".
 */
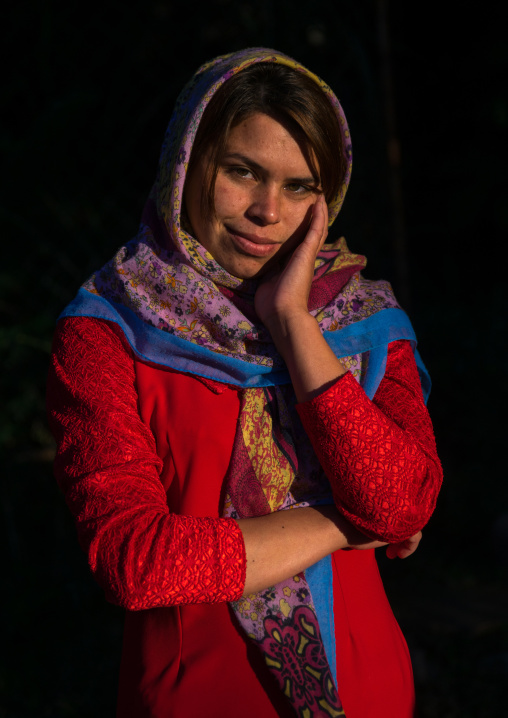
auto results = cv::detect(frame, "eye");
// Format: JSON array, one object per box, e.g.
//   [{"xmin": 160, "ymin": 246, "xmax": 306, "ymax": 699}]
[
  {"xmin": 285, "ymin": 182, "xmax": 309, "ymax": 193},
  {"xmin": 285, "ymin": 182, "xmax": 320, "ymax": 196},
  {"xmin": 226, "ymin": 166, "xmax": 255, "ymax": 180}
]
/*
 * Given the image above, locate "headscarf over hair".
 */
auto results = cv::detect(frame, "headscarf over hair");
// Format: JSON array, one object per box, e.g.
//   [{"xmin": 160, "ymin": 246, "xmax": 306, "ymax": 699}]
[
  {"xmin": 63, "ymin": 49, "xmax": 426, "ymax": 716},
  {"xmin": 77, "ymin": 47, "xmax": 404, "ymax": 380}
]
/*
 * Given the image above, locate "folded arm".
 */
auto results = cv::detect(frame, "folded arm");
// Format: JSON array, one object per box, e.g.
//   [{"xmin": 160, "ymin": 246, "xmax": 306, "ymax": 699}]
[
  {"xmin": 297, "ymin": 340, "xmax": 442, "ymax": 542},
  {"xmin": 48, "ymin": 316, "xmax": 386, "ymax": 608},
  {"xmin": 256, "ymin": 197, "xmax": 442, "ymax": 543}
]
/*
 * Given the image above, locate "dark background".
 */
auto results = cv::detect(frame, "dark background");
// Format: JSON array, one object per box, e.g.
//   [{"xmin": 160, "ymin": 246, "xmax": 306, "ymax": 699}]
[{"xmin": 2, "ymin": 1, "xmax": 507, "ymax": 715}]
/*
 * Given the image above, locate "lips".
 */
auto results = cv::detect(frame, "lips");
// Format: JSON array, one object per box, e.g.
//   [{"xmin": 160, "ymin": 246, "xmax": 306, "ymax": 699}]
[{"xmin": 226, "ymin": 227, "xmax": 281, "ymax": 258}]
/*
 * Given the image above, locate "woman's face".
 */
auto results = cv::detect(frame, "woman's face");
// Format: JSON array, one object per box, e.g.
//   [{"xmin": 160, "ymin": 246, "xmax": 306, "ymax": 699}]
[{"xmin": 184, "ymin": 113, "xmax": 321, "ymax": 279}]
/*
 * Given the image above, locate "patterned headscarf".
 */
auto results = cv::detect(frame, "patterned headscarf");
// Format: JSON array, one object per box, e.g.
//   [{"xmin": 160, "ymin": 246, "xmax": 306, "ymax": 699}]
[
  {"xmin": 65, "ymin": 49, "xmax": 413, "ymax": 716},
  {"xmin": 82, "ymin": 48, "xmax": 399, "ymax": 375}
]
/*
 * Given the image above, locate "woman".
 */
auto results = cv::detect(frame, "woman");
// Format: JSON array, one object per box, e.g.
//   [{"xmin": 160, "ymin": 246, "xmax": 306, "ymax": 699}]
[{"xmin": 47, "ymin": 48, "xmax": 442, "ymax": 717}]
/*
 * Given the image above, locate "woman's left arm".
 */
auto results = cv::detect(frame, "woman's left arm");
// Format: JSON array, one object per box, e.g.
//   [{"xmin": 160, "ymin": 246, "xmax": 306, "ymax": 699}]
[
  {"xmin": 256, "ymin": 197, "xmax": 442, "ymax": 544},
  {"xmin": 296, "ymin": 340, "xmax": 442, "ymax": 543}
]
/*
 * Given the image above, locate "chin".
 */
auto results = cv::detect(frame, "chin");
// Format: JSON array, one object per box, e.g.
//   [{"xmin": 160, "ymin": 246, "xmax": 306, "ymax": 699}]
[{"xmin": 224, "ymin": 258, "xmax": 272, "ymax": 280}]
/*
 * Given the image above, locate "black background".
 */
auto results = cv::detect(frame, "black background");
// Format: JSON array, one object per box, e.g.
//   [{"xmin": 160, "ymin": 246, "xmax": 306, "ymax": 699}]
[{"xmin": 2, "ymin": 1, "xmax": 507, "ymax": 715}]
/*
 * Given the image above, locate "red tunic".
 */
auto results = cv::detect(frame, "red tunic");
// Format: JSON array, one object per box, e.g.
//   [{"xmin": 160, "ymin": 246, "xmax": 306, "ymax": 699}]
[{"xmin": 47, "ymin": 316, "xmax": 442, "ymax": 717}]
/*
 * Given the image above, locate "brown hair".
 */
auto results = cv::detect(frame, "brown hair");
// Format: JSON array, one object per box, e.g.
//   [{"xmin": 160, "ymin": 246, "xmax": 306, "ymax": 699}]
[{"xmin": 185, "ymin": 62, "xmax": 346, "ymax": 218}]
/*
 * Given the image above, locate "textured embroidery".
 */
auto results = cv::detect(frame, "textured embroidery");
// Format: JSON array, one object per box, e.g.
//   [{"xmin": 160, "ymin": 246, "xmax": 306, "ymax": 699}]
[
  {"xmin": 297, "ymin": 341, "xmax": 443, "ymax": 542},
  {"xmin": 48, "ymin": 317, "xmax": 246, "ymax": 610}
]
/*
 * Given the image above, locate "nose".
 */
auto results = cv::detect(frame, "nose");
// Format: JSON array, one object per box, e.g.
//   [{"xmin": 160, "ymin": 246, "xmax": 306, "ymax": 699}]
[{"xmin": 246, "ymin": 184, "xmax": 281, "ymax": 225}]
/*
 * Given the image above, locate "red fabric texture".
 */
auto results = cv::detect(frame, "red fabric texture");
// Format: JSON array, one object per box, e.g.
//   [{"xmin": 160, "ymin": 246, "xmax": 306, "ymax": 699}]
[
  {"xmin": 297, "ymin": 341, "xmax": 442, "ymax": 542},
  {"xmin": 47, "ymin": 316, "xmax": 441, "ymax": 717},
  {"xmin": 47, "ymin": 316, "xmax": 246, "ymax": 610},
  {"xmin": 331, "ymin": 549, "xmax": 415, "ymax": 717}
]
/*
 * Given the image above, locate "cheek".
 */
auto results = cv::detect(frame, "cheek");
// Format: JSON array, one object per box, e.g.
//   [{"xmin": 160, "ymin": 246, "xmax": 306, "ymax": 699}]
[{"xmin": 214, "ymin": 179, "xmax": 248, "ymax": 219}]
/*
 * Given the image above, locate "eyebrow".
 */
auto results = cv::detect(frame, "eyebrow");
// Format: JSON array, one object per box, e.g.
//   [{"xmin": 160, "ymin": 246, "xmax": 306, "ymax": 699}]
[{"xmin": 221, "ymin": 152, "xmax": 319, "ymax": 185}]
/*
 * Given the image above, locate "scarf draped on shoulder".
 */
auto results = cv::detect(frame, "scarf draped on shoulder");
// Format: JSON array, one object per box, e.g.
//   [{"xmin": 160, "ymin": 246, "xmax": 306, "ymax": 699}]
[{"xmin": 61, "ymin": 48, "xmax": 426, "ymax": 717}]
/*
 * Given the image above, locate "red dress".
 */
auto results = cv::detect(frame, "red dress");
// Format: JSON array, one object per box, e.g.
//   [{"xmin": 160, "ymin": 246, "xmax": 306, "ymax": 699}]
[{"xmin": 47, "ymin": 316, "xmax": 442, "ymax": 717}]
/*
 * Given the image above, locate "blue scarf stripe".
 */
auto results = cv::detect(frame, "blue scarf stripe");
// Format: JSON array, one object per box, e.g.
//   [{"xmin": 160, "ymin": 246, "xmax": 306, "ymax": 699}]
[
  {"xmin": 60, "ymin": 290, "xmax": 430, "ymax": 398},
  {"xmin": 61, "ymin": 289, "xmax": 290, "ymax": 387},
  {"xmin": 306, "ymin": 555, "xmax": 337, "ymax": 686}
]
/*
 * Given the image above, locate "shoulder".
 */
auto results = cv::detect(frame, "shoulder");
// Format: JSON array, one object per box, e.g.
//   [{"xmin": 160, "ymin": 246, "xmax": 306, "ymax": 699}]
[
  {"xmin": 53, "ymin": 315, "xmax": 130, "ymax": 351},
  {"xmin": 49, "ymin": 317, "xmax": 137, "ymax": 413},
  {"xmin": 51, "ymin": 316, "xmax": 133, "ymax": 373}
]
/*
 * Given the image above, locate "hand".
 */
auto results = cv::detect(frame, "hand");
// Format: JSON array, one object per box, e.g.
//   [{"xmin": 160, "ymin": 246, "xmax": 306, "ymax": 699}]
[
  {"xmin": 254, "ymin": 195, "xmax": 328, "ymax": 330},
  {"xmin": 252, "ymin": 195, "xmax": 345, "ymax": 402},
  {"xmin": 339, "ymin": 518, "xmax": 388, "ymax": 552},
  {"xmin": 385, "ymin": 531, "xmax": 423, "ymax": 559},
  {"xmin": 337, "ymin": 516, "xmax": 422, "ymax": 558}
]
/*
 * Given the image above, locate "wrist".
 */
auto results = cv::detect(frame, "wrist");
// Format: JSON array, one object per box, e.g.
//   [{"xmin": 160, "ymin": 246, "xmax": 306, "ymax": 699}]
[{"xmin": 263, "ymin": 311, "xmax": 317, "ymax": 359}]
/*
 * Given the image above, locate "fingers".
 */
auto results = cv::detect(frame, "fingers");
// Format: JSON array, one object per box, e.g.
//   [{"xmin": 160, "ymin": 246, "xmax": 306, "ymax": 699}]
[
  {"xmin": 386, "ymin": 531, "xmax": 423, "ymax": 559},
  {"xmin": 318, "ymin": 195, "xmax": 329, "ymax": 249},
  {"xmin": 304, "ymin": 196, "xmax": 328, "ymax": 254}
]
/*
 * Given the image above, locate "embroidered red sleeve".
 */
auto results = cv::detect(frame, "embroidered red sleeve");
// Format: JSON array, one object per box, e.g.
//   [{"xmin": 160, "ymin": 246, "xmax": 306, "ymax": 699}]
[
  {"xmin": 296, "ymin": 340, "xmax": 442, "ymax": 542},
  {"xmin": 47, "ymin": 316, "xmax": 246, "ymax": 610}
]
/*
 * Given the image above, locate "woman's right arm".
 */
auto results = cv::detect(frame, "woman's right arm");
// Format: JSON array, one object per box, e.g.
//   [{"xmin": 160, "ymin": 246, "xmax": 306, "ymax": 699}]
[
  {"xmin": 48, "ymin": 316, "xmax": 248, "ymax": 609},
  {"xmin": 48, "ymin": 316, "xmax": 380, "ymax": 608}
]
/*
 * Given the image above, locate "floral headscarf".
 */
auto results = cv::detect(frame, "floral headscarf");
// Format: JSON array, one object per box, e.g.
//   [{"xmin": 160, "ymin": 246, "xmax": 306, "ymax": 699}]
[{"xmin": 80, "ymin": 48, "xmax": 399, "ymax": 377}]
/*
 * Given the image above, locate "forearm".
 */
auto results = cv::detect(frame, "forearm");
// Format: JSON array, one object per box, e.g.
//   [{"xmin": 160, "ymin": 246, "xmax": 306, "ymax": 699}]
[
  {"xmin": 297, "ymin": 342, "xmax": 443, "ymax": 542},
  {"xmin": 237, "ymin": 505, "xmax": 384, "ymax": 596},
  {"xmin": 264, "ymin": 311, "xmax": 347, "ymax": 402},
  {"xmin": 67, "ymin": 474, "xmax": 245, "ymax": 611}
]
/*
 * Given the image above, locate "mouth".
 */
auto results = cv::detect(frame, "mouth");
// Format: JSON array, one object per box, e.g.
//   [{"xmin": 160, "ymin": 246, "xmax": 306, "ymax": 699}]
[{"xmin": 226, "ymin": 227, "xmax": 281, "ymax": 258}]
